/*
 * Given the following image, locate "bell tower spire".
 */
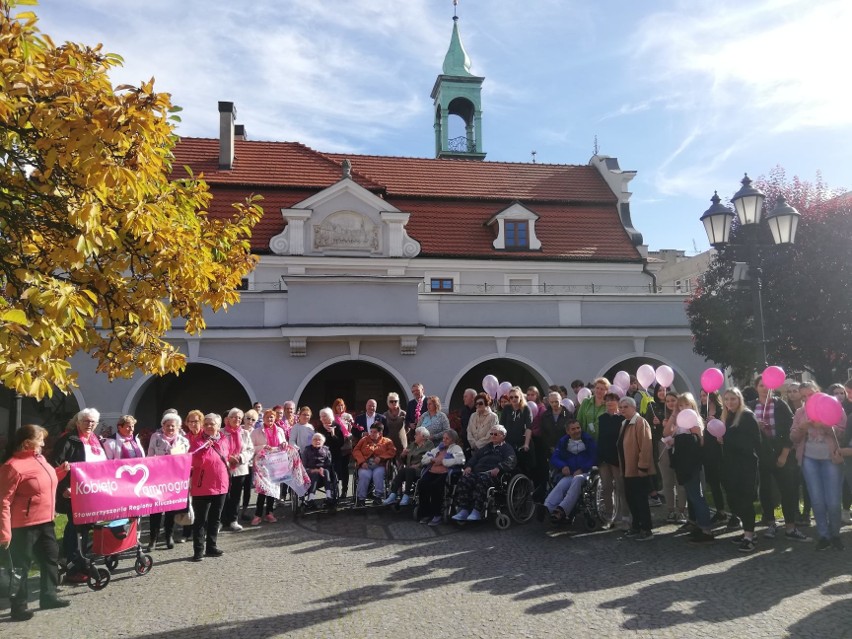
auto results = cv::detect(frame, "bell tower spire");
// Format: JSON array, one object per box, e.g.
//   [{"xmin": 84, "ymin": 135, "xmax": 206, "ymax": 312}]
[{"xmin": 431, "ymin": 3, "xmax": 485, "ymax": 160}]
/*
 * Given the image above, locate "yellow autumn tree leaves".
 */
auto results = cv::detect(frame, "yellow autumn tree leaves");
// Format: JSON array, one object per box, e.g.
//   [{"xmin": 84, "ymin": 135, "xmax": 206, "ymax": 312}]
[{"xmin": 0, "ymin": 1, "xmax": 262, "ymax": 398}]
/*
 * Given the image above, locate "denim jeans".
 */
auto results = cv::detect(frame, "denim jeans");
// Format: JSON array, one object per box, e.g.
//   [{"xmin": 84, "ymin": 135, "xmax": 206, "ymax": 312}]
[
  {"xmin": 357, "ymin": 465, "xmax": 386, "ymax": 499},
  {"xmin": 801, "ymin": 456, "xmax": 844, "ymax": 540},
  {"xmin": 544, "ymin": 473, "xmax": 587, "ymax": 514},
  {"xmin": 683, "ymin": 473, "xmax": 712, "ymax": 530}
]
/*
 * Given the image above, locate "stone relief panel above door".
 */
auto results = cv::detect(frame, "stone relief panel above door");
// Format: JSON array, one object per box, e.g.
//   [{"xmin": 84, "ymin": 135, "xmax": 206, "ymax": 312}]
[{"xmin": 312, "ymin": 211, "xmax": 380, "ymax": 253}]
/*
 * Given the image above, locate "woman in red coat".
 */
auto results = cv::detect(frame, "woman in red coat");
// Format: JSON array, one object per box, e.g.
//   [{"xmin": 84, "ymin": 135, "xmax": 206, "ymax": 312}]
[{"xmin": 0, "ymin": 425, "xmax": 71, "ymax": 621}]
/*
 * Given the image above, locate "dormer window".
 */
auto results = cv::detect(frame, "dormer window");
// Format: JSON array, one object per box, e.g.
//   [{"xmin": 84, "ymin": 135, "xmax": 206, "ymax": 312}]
[
  {"xmin": 505, "ymin": 221, "xmax": 529, "ymax": 249},
  {"xmin": 487, "ymin": 202, "xmax": 541, "ymax": 251}
]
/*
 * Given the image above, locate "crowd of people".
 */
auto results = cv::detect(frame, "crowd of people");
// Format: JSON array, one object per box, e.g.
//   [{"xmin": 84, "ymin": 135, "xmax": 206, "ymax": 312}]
[{"xmin": 1, "ymin": 376, "xmax": 850, "ymax": 621}]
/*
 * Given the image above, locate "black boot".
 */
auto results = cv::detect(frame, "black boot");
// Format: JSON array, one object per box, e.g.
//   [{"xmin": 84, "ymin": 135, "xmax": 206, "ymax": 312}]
[
  {"xmin": 11, "ymin": 601, "xmax": 34, "ymax": 621},
  {"xmin": 146, "ymin": 530, "xmax": 159, "ymax": 552}
]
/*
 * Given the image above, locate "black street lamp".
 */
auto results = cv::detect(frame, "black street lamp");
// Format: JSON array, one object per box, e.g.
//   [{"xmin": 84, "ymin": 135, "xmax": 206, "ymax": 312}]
[{"xmin": 699, "ymin": 174, "xmax": 801, "ymax": 367}]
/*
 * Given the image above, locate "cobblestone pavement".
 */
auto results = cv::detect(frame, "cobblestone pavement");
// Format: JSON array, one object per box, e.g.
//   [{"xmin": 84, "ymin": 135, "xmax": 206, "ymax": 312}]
[{"xmin": 3, "ymin": 506, "xmax": 851, "ymax": 639}]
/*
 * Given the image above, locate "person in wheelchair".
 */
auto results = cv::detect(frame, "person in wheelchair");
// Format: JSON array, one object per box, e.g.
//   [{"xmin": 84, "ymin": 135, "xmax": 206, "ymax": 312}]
[
  {"xmin": 352, "ymin": 423, "xmax": 397, "ymax": 506},
  {"xmin": 416, "ymin": 430, "xmax": 466, "ymax": 525},
  {"xmin": 543, "ymin": 419, "xmax": 597, "ymax": 524},
  {"xmin": 383, "ymin": 426, "xmax": 434, "ymax": 507},
  {"xmin": 452, "ymin": 425, "xmax": 517, "ymax": 522},
  {"xmin": 301, "ymin": 433, "xmax": 336, "ymax": 510}
]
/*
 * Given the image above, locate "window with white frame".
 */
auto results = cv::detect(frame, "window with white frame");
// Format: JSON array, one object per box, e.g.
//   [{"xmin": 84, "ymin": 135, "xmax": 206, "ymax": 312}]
[
  {"xmin": 505, "ymin": 274, "xmax": 539, "ymax": 294},
  {"xmin": 488, "ymin": 203, "xmax": 542, "ymax": 251}
]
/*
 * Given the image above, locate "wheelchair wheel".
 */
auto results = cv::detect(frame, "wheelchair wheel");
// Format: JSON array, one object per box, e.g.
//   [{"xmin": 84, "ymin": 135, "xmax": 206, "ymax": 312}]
[
  {"xmin": 134, "ymin": 554, "xmax": 153, "ymax": 576},
  {"xmin": 495, "ymin": 513, "xmax": 511, "ymax": 530},
  {"xmin": 506, "ymin": 474, "xmax": 535, "ymax": 524},
  {"xmin": 581, "ymin": 475, "xmax": 605, "ymax": 530},
  {"xmin": 87, "ymin": 567, "xmax": 111, "ymax": 591},
  {"xmin": 105, "ymin": 556, "xmax": 119, "ymax": 572}
]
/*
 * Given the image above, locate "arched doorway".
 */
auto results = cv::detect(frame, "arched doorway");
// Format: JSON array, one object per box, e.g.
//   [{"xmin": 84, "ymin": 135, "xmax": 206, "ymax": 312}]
[
  {"xmin": 133, "ymin": 363, "xmax": 251, "ymax": 428},
  {"xmin": 298, "ymin": 361, "xmax": 405, "ymax": 416},
  {"xmin": 448, "ymin": 359, "xmax": 548, "ymax": 414}
]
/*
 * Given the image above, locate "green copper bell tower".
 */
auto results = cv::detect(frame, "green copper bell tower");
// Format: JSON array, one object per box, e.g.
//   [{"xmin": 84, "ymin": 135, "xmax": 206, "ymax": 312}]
[{"xmin": 431, "ymin": 12, "xmax": 486, "ymax": 160}]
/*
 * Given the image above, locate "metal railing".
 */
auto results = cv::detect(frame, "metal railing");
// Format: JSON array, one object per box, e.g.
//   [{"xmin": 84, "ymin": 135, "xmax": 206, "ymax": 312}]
[{"xmin": 238, "ymin": 280, "xmax": 690, "ymax": 296}]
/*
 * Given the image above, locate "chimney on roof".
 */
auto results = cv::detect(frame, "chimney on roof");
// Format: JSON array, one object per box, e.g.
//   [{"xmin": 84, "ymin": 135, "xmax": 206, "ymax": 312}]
[
  {"xmin": 218, "ymin": 101, "xmax": 236, "ymax": 169},
  {"xmin": 234, "ymin": 124, "xmax": 247, "ymax": 141}
]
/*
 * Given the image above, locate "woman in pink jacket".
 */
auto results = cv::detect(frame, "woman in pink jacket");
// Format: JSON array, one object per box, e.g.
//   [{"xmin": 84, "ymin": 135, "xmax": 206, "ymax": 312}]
[
  {"xmin": 189, "ymin": 413, "xmax": 232, "ymax": 562},
  {"xmin": 0, "ymin": 425, "xmax": 71, "ymax": 621}
]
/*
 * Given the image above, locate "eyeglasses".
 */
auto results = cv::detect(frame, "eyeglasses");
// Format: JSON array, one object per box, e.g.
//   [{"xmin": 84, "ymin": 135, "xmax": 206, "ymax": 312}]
[
  {"xmin": 475, "ymin": 402, "xmax": 485, "ymax": 406},
  {"xmin": 490, "ymin": 432, "xmax": 502, "ymax": 436},
  {"xmin": 388, "ymin": 400, "xmax": 398, "ymax": 404}
]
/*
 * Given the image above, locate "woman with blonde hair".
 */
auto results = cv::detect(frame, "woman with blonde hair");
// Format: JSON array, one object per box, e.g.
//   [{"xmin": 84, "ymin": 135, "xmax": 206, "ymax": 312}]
[
  {"xmin": 659, "ymin": 390, "xmax": 687, "ymax": 524},
  {"xmin": 383, "ymin": 392, "xmax": 407, "ymax": 458},
  {"xmin": 719, "ymin": 388, "xmax": 761, "ymax": 552},
  {"xmin": 501, "ymin": 386, "xmax": 535, "ymax": 476},
  {"xmin": 415, "ymin": 395, "xmax": 451, "ymax": 446}
]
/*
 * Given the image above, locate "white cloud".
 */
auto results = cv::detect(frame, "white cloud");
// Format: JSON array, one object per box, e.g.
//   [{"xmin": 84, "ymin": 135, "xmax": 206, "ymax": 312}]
[{"xmin": 624, "ymin": 0, "xmax": 852, "ymax": 198}]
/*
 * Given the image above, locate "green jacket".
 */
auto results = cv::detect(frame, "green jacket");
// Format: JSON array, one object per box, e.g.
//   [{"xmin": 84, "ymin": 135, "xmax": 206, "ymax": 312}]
[{"xmin": 576, "ymin": 398, "xmax": 607, "ymax": 442}]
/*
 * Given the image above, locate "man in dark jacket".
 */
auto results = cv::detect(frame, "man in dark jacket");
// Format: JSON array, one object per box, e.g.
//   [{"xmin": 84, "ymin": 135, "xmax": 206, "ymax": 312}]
[
  {"xmin": 543, "ymin": 421, "xmax": 596, "ymax": 521},
  {"xmin": 353, "ymin": 399, "xmax": 386, "ymax": 444},
  {"xmin": 451, "ymin": 425, "xmax": 517, "ymax": 522}
]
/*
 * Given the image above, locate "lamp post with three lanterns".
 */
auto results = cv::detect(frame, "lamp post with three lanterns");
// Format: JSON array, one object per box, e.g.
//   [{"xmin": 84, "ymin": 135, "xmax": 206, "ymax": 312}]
[{"xmin": 699, "ymin": 174, "xmax": 801, "ymax": 368}]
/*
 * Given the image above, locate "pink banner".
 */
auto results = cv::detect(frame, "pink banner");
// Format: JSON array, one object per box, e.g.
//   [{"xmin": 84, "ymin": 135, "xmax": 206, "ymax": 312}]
[{"xmin": 70, "ymin": 454, "xmax": 192, "ymax": 524}]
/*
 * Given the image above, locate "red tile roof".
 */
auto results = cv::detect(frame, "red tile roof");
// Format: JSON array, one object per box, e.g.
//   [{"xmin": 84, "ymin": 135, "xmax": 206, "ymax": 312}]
[{"xmin": 173, "ymin": 138, "xmax": 641, "ymax": 261}]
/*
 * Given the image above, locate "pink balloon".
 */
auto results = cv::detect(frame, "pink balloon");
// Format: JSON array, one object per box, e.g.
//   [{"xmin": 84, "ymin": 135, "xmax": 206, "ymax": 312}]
[
  {"xmin": 815, "ymin": 394, "xmax": 845, "ymax": 426},
  {"xmin": 701, "ymin": 368, "xmax": 724, "ymax": 393},
  {"xmin": 560, "ymin": 398, "xmax": 575, "ymax": 413},
  {"xmin": 676, "ymin": 408, "xmax": 699, "ymax": 430},
  {"xmin": 655, "ymin": 365, "xmax": 675, "ymax": 388},
  {"xmin": 528, "ymin": 402, "xmax": 539, "ymax": 419},
  {"xmin": 498, "ymin": 381, "xmax": 513, "ymax": 398},
  {"xmin": 806, "ymin": 392, "xmax": 830, "ymax": 422},
  {"xmin": 614, "ymin": 371, "xmax": 630, "ymax": 390},
  {"xmin": 706, "ymin": 418, "xmax": 726, "ymax": 438},
  {"xmin": 761, "ymin": 366, "xmax": 786, "ymax": 390},
  {"xmin": 576, "ymin": 387, "xmax": 592, "ymax": 403},
  {"xmin": 482, "ymin": 375, "xmax": 499, "ymax": 398},
  {"xmin": 610, "ymin": 384, "xmax": 626, "ymax": 398},
  {"xmin": 636, "ymin": 364, "xmax": 656, "ymax": 389}
]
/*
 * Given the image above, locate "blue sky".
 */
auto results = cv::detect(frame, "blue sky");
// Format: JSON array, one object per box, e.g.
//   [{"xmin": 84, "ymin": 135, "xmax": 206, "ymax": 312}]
[{"xmin": 31, "ymin": 0, "xmax": 851, "ymax": 252}]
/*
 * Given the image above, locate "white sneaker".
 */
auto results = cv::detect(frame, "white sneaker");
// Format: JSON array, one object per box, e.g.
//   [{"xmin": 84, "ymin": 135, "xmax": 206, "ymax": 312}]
[
  {"xmin": 428, "ymin": 516, "xmax": 442, "ymax": 526},
  {"xmin": 452, "ymin": 509, "xmax": 470, "ymax": 521},
  {"xmin": 381, "ymin": 493, "xmax": 398, "ymax": 506},
  {"xmin": 399, "ymin": 494, "xmax": 411, "ymax": 507},
  {"xmin": 228, "ymin": 521, "xmax": 243, "ymax": 532},
  {"xmin": 466, "ymin": 509, "xmax": 482, "ymax": 521}
]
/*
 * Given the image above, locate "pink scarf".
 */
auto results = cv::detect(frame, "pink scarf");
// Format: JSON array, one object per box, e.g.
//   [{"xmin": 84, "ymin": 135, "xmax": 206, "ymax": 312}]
[
  {"xmin": 119, "ymin": 435, "xmax": 142, "ymax": 459},
  {"xmin": 263, "ymin": 426, "xmax": 280, "ymax": 448},
  {"xmin": 85, "ymin": 433, "xmax": 104, "ymax": 456}
]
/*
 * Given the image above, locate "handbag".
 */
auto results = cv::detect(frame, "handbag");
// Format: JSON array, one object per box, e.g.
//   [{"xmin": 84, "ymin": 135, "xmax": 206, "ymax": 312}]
[
  {"xmin": 0, "ymin": 547, "xmax": 23, "ymax": 600},
  {"xmin": 174, "ymin": 496, "xmax": 195, "ymax": 527}
]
